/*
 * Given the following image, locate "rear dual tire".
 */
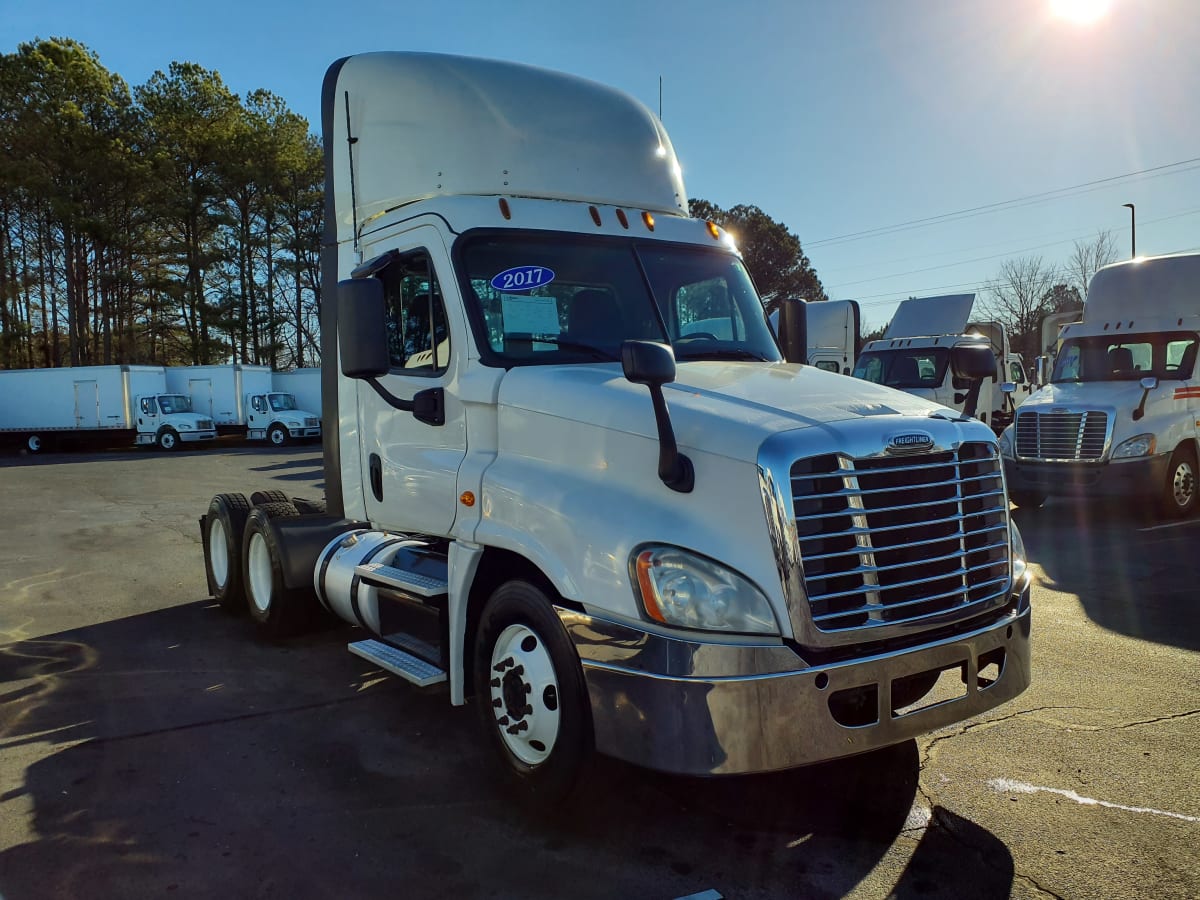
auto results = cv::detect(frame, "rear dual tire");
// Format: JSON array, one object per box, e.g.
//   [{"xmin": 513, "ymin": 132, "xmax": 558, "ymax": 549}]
[
  {"xmin": 242, "ymin": 503, "xmax": 321, "ymax": 638},
  {"xmin": 205, "ymin": 493, "xmax": 252, "ymax": 612}
]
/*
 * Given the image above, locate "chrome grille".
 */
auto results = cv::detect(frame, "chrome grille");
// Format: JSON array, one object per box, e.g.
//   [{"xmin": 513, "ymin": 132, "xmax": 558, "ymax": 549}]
[
  {"xmin": 1015, "ymin": 410, "xmax": 1107, "ymax": 460},
  {"xmin": 791, "ymin": 443, "xmax": 1010, "ymax": 635},
  {"xmin": 198, "ymin": 419, "xmax": 213, "ymax": 430},
  {"xmin": 305, "ymin": 417, "xmax": 320, "ymax": 427}
]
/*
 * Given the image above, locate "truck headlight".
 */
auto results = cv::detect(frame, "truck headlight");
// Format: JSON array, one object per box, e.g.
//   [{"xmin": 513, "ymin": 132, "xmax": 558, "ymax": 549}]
[
  {"xmin": 997, "ymin": 427, "xmax": 1014, "ymax": 459},
  {"xmin": 633, "ymin": 546, "xmax": 778, "ymax": 635},
  {"xmin": 1112, "ymin": 433, "xmax": 1156, "ymax": 459},
  {"xmin": 1010, "ymin": 520, "xmax": 1028, "ymax": 587},
  {"xmin": 179, "ymin": 424, "xmax": 193, "ymax": 431}
]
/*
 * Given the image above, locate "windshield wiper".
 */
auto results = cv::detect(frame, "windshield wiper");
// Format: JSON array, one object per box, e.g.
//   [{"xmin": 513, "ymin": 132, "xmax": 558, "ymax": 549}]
[
  {"xmin": 675, "ymin": 348, "xmax": 771, "ymax": 362},
  {"xmin": 532, "ymin": 336, "xmax": 620, "ymax": 361}
]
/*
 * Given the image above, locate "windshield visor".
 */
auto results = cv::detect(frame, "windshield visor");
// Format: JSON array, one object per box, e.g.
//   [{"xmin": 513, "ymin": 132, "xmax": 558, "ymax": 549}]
[
  {"xmin": 852, "ymin": 348, "xmax": 950, "ymax": 389},
  {"xmin": 458, "ymin": 233, "xmax": 781, "ymax": 365},
  {"xmin": 1052, "ymin": 332, "xmax": 1198, "ymax": 383}
]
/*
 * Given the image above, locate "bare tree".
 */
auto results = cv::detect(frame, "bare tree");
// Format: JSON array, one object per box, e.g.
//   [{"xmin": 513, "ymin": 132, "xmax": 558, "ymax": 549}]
[
  {"xmin": 1065, "ymin": 230, "xmax": 1119, "ymax": 298},
  {"xmin": 980, "ymin": 255, "xmax": 1060, "ymax": 361}
]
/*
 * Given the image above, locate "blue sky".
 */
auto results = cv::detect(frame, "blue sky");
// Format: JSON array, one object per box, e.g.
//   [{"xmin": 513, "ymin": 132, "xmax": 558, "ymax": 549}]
[{"xmin": 5, "ymin": 0, "xmax": 1198, "ymax": 328}]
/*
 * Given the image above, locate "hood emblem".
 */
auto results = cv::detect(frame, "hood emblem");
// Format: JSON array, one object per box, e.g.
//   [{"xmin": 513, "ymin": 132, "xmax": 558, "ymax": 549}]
[{"xmin": 886, "ymin": 431, "xmax": 935, "ymax": 454}]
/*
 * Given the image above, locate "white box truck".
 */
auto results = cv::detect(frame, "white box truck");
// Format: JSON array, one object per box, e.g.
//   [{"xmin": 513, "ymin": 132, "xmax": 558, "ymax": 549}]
[
  {"xmin": 0, "ymin": 365, "xmax": 217, "ymax": 452},
  {"xmin": 851, "ymin": 294, "xmax": 1031, "ymax": 434},
  {"xmin": 271, "ymin": 368, "xmax": 322, "ymax": 430},
  {"xmin": 200, "ymin": 52, "xmax": 1031, "ymax": 801},
  {"xmin": 1000, "ymin": 252, "xmax": 1199, "ymax": 516},
  {"xmin": 166, "ymin": 364, "xmax": 321, "ymax": 445}
]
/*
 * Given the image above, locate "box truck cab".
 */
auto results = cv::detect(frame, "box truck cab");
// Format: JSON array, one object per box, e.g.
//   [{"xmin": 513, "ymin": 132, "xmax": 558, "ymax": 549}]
[
  {"xmin": 132, "ymin": 390, "xmax": 218, "ymax": 449},
  {"xmin": 1001, "ymin": 253, "xmax": 1199, "ymax": 516},
  {"xmin": 167, "ymin": 364, "xmax": 321, "ymax": 444},
  {"xmin": 852, "ymin": 294, "xmax": 1029, "ymax": 434},
  {"xmin": 244, "ymin": 392, "xmax": 321, "ymax": 445},
  {"xmin": 201, "ymin": 53, "xmax": 1031, "ymax": 801}
]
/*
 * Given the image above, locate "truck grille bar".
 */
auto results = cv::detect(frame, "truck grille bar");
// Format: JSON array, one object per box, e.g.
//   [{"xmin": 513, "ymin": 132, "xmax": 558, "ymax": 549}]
[
  {"xmin": 790, "ymin": 443, "xmax": 1010, "ymax": 636},
  {"xmin": 1015, "ymin": 410, "xmax": 1108, "ymax": 461}
]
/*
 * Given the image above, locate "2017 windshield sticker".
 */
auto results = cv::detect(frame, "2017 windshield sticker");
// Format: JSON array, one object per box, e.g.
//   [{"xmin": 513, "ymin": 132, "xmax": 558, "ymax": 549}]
[{"xmin": 490, "ymin": 265, "xmax": 555, "ymax": 292}]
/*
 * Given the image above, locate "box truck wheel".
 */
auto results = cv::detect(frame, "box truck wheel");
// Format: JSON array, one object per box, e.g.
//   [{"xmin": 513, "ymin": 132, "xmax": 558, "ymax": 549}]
[
  {"xmin": 157, "ymin": 427, "xmax": 180, "ymax": 451},
  {"xmin": 1159, "ymin": 445, "xmax": 1198, "ymax": 518},
  {"xmin": 204, "ymin": 493, "xmax": 251, "ymax": 613},
  {"xmin": 268, "ymin": 424, "xmax": 289, "ymax": 446},
  {"xmin": 1009, "ymin": 490, "xmax": 1046, "ymax": 510},
  {"xmin": 241, "ymin": 504, "xmax": 317, "ymax": 638},
  {"xmin": 473, "ymin": 580, "xmax": 593, "ymax": 803},
  {"xmin": 25, "ymin": 434, "xmax": 44, "ymax": 454}
]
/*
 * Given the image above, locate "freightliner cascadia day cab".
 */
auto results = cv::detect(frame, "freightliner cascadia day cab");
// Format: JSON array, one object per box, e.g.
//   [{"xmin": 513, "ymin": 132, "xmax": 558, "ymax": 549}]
[
  {"xmin": 1000, "ymin": 253, "xmax": 1200, "ymax": 516},
  {"xmin": 201, "ymin": 52, "xmax": 1032, "ymax": 800},
  {"xmin": 166, "ymin": 364, "xmax": 322, "ymax": 445},
  {"xmin": 852, "ymin": 294, "xmax": 1031, "ymax": 435},
  {"xmin": 0, "ymin": 365, "xmax": 216, "ymax": 452}
]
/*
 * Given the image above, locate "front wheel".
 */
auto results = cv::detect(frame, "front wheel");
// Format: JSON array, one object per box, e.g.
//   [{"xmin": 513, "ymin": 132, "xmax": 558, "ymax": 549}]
[
  {"xmin": 473, "ymin": 580, "xmax": 593, "ymax": 803},
  {"xmin": 268, "ymin": 424, "xmax": 289, "ymax": 447},
  {"xmin": 25, "ymin": 433, "xmax": 44, "ymax": 454},
  {"xmin": 1159, "ymin": 445, "xmax": 1198, "ymax": 519},
  {"xmin": 157, "ymin": 428, "xmax": 180, "ymax": 451}
]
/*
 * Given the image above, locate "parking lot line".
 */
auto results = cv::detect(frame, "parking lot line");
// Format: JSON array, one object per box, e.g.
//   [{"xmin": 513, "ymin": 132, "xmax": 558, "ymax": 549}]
[{"xmin": 987, "ymin": 778, "xmax": 1199, "ymax": 822}]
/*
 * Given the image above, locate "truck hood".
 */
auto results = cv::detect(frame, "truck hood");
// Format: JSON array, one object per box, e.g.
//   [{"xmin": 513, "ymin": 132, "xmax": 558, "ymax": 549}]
[
  {"xmin": 498, "ymin": 361, "xmax": 953, "ymax": 462},
  {"xmin": 1024, "ymin": 381, "xmax": 1146, "ymax": 410}
]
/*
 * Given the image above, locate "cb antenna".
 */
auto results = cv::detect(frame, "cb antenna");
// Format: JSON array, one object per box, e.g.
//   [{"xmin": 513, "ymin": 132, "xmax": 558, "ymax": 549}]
[{"xmin": 344, "ymin": 91, "xmax": 360, "ymax": 252}]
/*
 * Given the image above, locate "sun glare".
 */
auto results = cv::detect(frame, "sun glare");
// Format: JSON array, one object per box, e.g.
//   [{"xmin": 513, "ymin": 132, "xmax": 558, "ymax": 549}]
[{"xmin": 1050, "ymin": 0, "xmax": 1113, "ymax": 25}]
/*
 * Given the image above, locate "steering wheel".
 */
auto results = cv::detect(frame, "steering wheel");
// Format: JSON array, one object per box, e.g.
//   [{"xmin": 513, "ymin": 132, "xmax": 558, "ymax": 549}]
[{"xmin": 678, "ymin": 332, "xmax": 718, "ymax": 342}]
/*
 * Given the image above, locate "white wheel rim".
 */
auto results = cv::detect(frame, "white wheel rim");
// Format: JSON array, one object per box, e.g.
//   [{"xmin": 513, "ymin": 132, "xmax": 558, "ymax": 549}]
[
  {"xmin": 271, "ymin": 429, "xmax": 284, "ymax": 445},
  {"xmin": 489, "ymin": 623, "xmax": 561, "ymax": 766},
  {"xmin": 28, "ymin": 435, "xmax": 40, "ymax": 452},
  {"xmin": 209, "ymin": 518, "xmax": 229, "ymax": 587},
  {"xmin": 1173, "ymin": 461, "xmax": 1195, "ymax": 508},
  {"xmin": 162, "ymin": 433, "xmax": 175, "ymax": 449},
  {"xmin": 247, "ymin": 532, "xmax": 273, "ymax": 614}
]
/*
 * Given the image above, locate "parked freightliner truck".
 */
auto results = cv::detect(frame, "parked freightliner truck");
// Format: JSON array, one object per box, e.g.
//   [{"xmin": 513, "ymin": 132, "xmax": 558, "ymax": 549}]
[
  {"xmin": 272, "ymin": 368, "xmax": 322, "ymax": 427},
  {"xmin": 200, "ymin": 53, "xmax": 1032, "ymax": 799},
  {"xmin": 853, "ymin": 294, "xmax": 1031, "ymax": 435},
  {"xmin": 0, "ymin": 365, "xmax": 216, "ymax": 452},
  {"xmin": 1000, "ymin": 253, "xmax": 1199, "ymax": 516},
  {"xmin": 770, "ymin": 299, "xmax": 861, "ymax": 374},
  {"xmin": 166, "ymin": 364, "xmax": 322, "ymax": 444}
]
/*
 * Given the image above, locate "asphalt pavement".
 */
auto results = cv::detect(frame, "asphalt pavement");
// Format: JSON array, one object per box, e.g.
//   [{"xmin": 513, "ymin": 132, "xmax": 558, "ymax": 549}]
[{"xmin": 0, "ymin": 447, "xmax": 1196, "ymax": 899}]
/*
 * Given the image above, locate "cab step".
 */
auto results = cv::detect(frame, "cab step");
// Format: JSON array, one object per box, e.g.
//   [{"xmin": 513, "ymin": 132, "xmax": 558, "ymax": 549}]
[
  {"xmin": 348, "ymin": 638, "xmax": 447, "ymax": 687},
  {"xmin": 355, "ymin": 562, "xmax": 448, "ymax": 598}
]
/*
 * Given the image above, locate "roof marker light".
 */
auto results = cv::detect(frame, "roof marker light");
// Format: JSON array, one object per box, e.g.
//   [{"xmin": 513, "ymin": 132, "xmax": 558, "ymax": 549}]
[
  {"xmin": 616, "ymin": 209, "xmax": 629, "ymax": 229},
  {"xmin": 498, "ymin": 198, "xmax": 511, "ymax": 220},
  {"xmin": 642, "ymin": 211, "xmax": 655, "ymax": 231},
  {"xmin": 706, "ymin": 221, "xmax": 720, "ymax": 240},
  {"xmin": 589, "ymin": 206, "xmax": 602, "ymax": 227}
]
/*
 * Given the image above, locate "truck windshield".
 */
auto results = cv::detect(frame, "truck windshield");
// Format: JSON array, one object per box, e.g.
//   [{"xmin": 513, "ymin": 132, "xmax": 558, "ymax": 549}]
[
  {"xmin": 157, "ymin": 395, "xmax": 192, "ymax": 414},
  {"xmin": 458, "ymin": 233, "xmax": 781, "ymax": 365},
  {"xmin": 1051, "ymin": 332, "xmax": 1198, "ymax": 383},
  {"xmin": 852, "ymin": 348, "xmax": 949, "ymax": 389},
  {"xmin": 268, "ymin": 393, "xmax": 298, "ymax": 411}
]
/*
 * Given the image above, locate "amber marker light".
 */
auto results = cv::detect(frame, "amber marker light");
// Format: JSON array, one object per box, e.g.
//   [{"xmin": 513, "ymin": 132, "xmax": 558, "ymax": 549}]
[
  {"xmin": 706, "ymin": 220, "xmax": 720, "ymax": 240},
  {"xmin": 635, "ymin": 550, "xmax": 666, "ymax": 623},
  {"xmin": 460, "ymin": 491, "xmax": 476, "ymax": 507},
  {"xmin": 498, "ymin": 198, "xmax": 511, "ymax": 219},
  {"xmin": 616, "ymin": 209, "xmax": 629, "ymax": 229},
  {"xmin": 589, "ymin": 206, "xmax": 602, "ymax": 226},
  {"xmin": 642, "ymin": 211, "xmax": 655, "ymax": 231}
]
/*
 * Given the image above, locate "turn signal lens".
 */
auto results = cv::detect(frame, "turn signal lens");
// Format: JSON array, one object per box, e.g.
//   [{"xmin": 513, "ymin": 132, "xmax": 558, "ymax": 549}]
[
  {"xmin": 706, "ymin": 220, "xmax": 720, "ymax": 240},
  {"xmin": 459, "ymin": 491, "xmax": 476, "ymax": 507},
  {"xmin": 642, "ymin": 211, "xmax": 655, "ymax": 231}
]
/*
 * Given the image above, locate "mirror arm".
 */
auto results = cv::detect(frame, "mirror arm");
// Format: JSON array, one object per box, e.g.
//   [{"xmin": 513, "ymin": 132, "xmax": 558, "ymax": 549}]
[
  {"xmin": 961, "ymin": 380, "xmax": 983, "ymax": 419},
  {"xmin": 648, "ymin": 385, "xmax": 694, "ymax": 493},
  {"xmin": 1132, "ymin": 389, "xmax": 1150, "ymax": 421}
]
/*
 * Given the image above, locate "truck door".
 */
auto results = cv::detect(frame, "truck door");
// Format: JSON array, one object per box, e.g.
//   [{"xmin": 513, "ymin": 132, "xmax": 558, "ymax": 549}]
[
  {"xmin": 246, "ymin": 394, "xmax": 267, "ymax": 434},
  {"xmin": 188, "ymin": 379, "xmax": 214, "ymax": 420},
  {"xmin": 73, "ymin": 380, "xmax": 99, "ymax": 428},
  {"xmin": 358, "ymin": 235, "xmax": 466, "ymax": 535}
]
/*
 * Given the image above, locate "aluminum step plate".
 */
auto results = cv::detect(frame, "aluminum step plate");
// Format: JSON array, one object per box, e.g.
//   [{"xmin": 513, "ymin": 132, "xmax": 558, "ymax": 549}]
[
  {"xmin": 348, "ymin": 639, "xmax": 447, "ymax": 687},
  {"xmin": 355, "ymin": 562, "xmax": 448, "ymax": 598}
]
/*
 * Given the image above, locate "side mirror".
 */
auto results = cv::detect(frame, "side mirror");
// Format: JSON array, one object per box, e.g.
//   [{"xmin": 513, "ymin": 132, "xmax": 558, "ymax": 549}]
[
  {"xmin": 1035, "ymin": 357, "xmax": 1047, "ymax": 387},
  {"xmin": 951, "ymin": 344, "xmax": 996, "ymax": 382},
  {"xmin": 1139, "ymin": 376, "xmax": 1158, "ymax": 391},
  {"xmin": 1133, "ymin": 376, "xmax": 1158, "ymax": 421},
  {"xmin": 1000, "ymin": 382, "xmax": 1016, "ymax": 394},
  {"xmin": 622, "ymin": 341, "xmax": 693, "ymax": 493},
  {"xmin": 774, "ymin": 298, "xmax": 807, "ymax": 364},
  {"xmin": 338, "ymin": 278, "xmax": 390, "ymax": 378}
]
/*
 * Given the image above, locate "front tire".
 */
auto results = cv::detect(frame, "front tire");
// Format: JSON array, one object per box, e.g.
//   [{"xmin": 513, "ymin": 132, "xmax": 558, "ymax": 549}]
[
  {"xmin": 204, "ymin": 493, "xmax": 251, "ymax": 613},
  {"xmin": 242, "ymin": 504, "xmax": 317, "ymax": 638},
  {"xmin": 268, "ymin": 424, "xmax": 289, "ymax": 447},
  {"xmin": 26, "ymin": 433, "xmax": 44, "ymax": 454},
  {"xmin": 157, "ymin": 428, "xmax": 180, "ymax": 451},
  {"xmin": 1159, "ymin": 445, "xmax": 1198, "ymax": 519},
  {"xmin": 473, "ymin": 580, "xmax": 593, "ymax": 803}
]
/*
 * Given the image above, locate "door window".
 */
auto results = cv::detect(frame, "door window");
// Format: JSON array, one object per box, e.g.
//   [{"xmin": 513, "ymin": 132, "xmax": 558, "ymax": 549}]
[
  {"xmin": 1009, "ymin": 361, "xmax": 1025, "ymax": 383},
  {"xmin": 381, "ymin": 252, "xmax": 450, "ymax": 375}
]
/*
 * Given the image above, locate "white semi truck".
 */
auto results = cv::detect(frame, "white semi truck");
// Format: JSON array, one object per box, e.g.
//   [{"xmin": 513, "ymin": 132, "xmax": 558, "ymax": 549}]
[
  {"xmin": 166, "ymin": 364, "xmax": 321, "ymax": 445},
  {"xmin": 201, "ymin": 52, "xmax": 1031, "ymax": 800},
  {"xmin": 0, "ymin": 364, "xmax": 216, "ymax": 452},
  {"xmin": 1001, "ymin": 253, "xmax": 1199, "ymax": 516},
  {"xmin": 852, "ymin": 294, "xmax": 1030, "ymax": 434}
]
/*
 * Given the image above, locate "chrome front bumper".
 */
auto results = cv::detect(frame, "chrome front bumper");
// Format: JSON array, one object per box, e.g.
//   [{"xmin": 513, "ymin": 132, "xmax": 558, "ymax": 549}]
[{"xmin": 562, "ymin": 580, "xmax": 1031, "ymax": 776}]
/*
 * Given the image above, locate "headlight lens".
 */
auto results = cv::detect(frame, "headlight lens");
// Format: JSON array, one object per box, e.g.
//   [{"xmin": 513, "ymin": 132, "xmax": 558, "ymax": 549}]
[
  {"xmin": 998, "ymin": 427, "xmax": 1014, "ymax": 458},
  {"xmin": 1112, "ymin": 433, "xmax": 1156, "ymax": 459},
  {"xmin": 179, "ymin": 424, "xmax": 193, "ymax": 431},
  {"xmin": 634, "ymin": 546, "xmax": 778, "ymax": 635},
  {"xmin": 1010, "ymin": 520, "xmax": 1028, "ymax": 586}
]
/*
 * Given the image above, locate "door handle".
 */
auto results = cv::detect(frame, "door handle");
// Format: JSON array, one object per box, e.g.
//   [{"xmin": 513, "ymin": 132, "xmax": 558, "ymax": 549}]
[{"xmin": 369, "ymin": 453, "xmax": 383, "ymax": 502}]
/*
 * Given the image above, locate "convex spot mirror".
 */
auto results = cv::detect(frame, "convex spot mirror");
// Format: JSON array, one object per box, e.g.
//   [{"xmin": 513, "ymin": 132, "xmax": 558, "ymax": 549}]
[
  {"xmin": 338, "ymin": 278, "xmax": 389, "ymax": 379},
  {"xmin": 951, "ymin": 344, "xmax": 996, "ymax": 382},
  {"xmin": 1139, "ymin": 376, "xmax": 1159, "ymax": 391}
]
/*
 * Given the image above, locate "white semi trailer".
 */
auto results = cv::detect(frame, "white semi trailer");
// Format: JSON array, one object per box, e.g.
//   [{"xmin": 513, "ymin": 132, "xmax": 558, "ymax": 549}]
[
  {"xmin": 166, "ymin": 364, "xmax": 321, "ymax": 444},
  {"xmin": 201, "ymin": 52, "xmax": 1031, "ymax": 801},
  {"xmin": 0, "ymin": 365, "xmax": 216, "ymax": 452},
  {"xmin": 1001, "ymin": 253, "xmax": 1199, "ymax": 516},
  {"xmin": 852, "ymin": 294, "xmax": 1030, "ymax": 434}
]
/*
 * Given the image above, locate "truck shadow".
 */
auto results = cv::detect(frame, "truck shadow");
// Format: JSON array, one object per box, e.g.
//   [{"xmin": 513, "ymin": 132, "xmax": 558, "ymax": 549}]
[
  {"xmin": 1012, "ymin": 498, "xmax": 1200, "ymax": 651},
  {"xmin": 0, "ymin": 602, "xmax": 1013, "ymax": 899}
]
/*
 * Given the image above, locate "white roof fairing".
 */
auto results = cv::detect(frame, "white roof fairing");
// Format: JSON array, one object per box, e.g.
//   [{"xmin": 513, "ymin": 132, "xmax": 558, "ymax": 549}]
[
  {"xmin": 326, "ymin": 52, "xmax": 688, "ymax": 245},
  {"xmin": 884, "ymin": 294, "xmax": 977, "ymax": 339}
]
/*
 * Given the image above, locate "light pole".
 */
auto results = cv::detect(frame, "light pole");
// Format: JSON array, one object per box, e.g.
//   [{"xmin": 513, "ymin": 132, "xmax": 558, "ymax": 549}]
[{"xmin": 1122, "ymin": 203, "xmax": 1136, "ymax": 258}]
